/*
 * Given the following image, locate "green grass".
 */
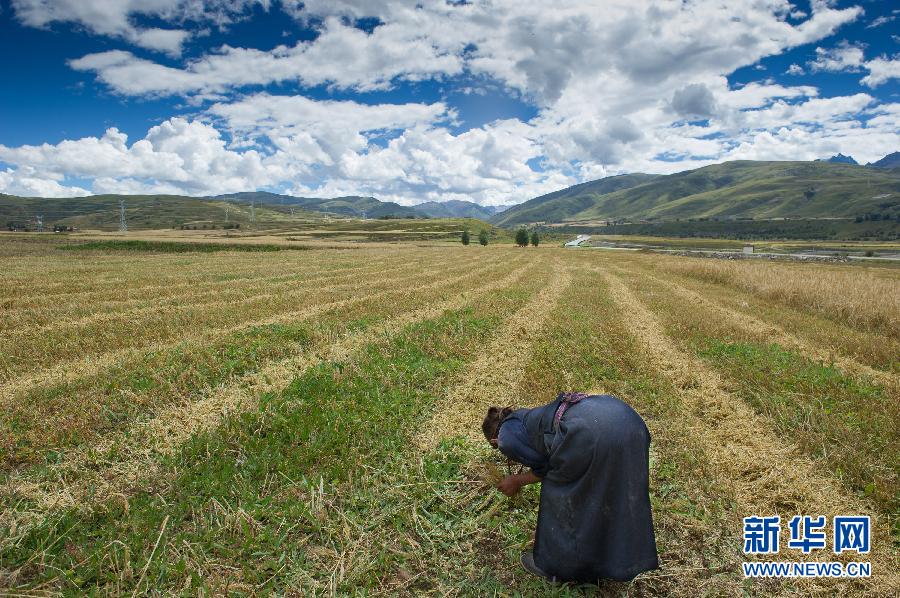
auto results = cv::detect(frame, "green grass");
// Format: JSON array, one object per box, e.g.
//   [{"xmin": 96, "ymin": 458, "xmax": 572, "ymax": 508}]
[
  {"xmin": 0, "ymin": 323, "xmax": 314, "ymax": 467},
  {"xmin": 503, "ymin": 269, "xmax": 743, "ymax": 594},
  {"xmin": 0, "ymin": 281, "xmax": 535, "ymax": 594},
  {"xmin": 58, "ymin": 240, "xmax": 307, "ymax": 253},
  {"xmin": 1, "ymin": 256, "xmax": 514, "ymax": 467},
  {"xmin": 697, "ymin": 339, "xmax": 898, "ymax": 522}
]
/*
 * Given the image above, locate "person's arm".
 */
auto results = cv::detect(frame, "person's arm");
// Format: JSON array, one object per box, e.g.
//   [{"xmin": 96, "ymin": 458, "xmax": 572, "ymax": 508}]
[{"xmin": 496, "ymin": 470, "xmax": 542, "ymax": 497}]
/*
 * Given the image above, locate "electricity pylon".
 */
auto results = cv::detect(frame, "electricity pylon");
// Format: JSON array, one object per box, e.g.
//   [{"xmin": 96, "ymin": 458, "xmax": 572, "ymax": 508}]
[{"xmin": 119, "ymin": 200, "xmax": 127, "ymax": 232}]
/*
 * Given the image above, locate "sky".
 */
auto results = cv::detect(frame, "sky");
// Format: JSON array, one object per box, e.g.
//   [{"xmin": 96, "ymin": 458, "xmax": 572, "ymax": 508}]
[{"xmin": 0, "ymin": 0, "xmax": 897, "ymax": 205}]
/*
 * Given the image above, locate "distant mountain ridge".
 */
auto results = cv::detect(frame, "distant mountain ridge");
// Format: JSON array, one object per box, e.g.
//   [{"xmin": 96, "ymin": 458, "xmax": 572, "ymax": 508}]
[
  {"xmin": 410, "ymin": 200, "xmax": 496, "ymax": 219},
  {"xmin": 492, "ymin": 158, "xmax": 900, "ymax": 226},
  {"xmin": 818, "ymin": 153, "xmax": 858, "ymax": 165},
  {"xmin": 868, "ymin": 151, "xmax": 900, "ymax": 169},
  {"xmin": 213, "ymin": 192, "xmax": 421, "ymax": 219},
  {"xmin": 3, "ymin": 154, "xmax": 898, "ymax": 230}
]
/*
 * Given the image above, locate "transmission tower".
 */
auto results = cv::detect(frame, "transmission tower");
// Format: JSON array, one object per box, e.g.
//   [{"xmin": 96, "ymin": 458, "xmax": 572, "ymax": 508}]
[
  {"xmin": 119, "ymin": 200, "xmax": 128, "ymax": 232},
  {"xmin": 35, "ymin": 215, "xmax": 44, "ymax": 233},
  {"xmin": 250, "ymin": 199, "xmax": 256, "ymax": 224},
  {"xmin": 225, "ymin": 205, "xmax": 230, "ymax": 223}
]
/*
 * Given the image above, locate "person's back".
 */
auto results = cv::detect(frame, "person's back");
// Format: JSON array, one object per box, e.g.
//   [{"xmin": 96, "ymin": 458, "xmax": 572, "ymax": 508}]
[{"xmin": 484, "ymin": 394, "xmax": 658, "ymax": 583}]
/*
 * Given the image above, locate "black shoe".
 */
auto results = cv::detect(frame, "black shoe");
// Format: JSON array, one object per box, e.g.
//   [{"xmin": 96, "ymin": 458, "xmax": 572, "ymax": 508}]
[{"xmin": 520, "ymin": 551, "xmax": 558, "ymax": 583}]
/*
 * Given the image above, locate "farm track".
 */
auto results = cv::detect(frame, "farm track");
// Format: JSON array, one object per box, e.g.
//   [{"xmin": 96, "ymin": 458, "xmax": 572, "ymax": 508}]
[
  {"xmin": 602, "ymin": 268, "xmax": 899, "ymax": 594},
  {"xmin": 1, "ymin": 259, "xmax": 535, "ymax": 543},
  {"xmin": 418, "ymin": 261, "xmax": 572, "ymax": 449},
  {"xmin": 0, "ymin": 254, "xmax": 489, "ymax": 402},
  {"xmin": 0, "ymin": 253, "xmax": 476, "ymax": 336},
  {"xmin": 636, "ymin": 269, "xmax": 900, "ymax": 392},
  {"xmin": 0, "ymin": 256, "xmax": 399, "ymax": 319}
]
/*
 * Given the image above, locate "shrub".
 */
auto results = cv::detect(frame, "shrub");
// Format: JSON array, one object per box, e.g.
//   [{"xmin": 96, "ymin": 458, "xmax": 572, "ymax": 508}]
[
  {"xmin": 530, "ymin": 231, "xmax": 540, "ymax": 247},
  {"xmin": 515, "ymin": 228, "xmax": 529, "ymax": 247},
  {"xmin": 461, "ymin": 229, "xmax": 470, "ymax": 245},
  {"xmin": 478, "ymin": 230, "xmax": 489, "ymax": 246}
]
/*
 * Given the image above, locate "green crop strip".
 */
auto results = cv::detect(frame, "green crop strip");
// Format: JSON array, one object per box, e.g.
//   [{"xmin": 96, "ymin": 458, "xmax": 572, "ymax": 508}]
[
  {"xmin": 1, "ymin": 259, "xmax": 517, "ymax": 469},
  {"xmin": 1, "ymin": 281, "xmax": 539, "ymax": 594},
  {"xmin": 697, "ymin": 339, "xmax": 898, "ymax": 523},
  {"xmin": 0, "ymin": 323, "xmax": 313, "ymax": 468},
  {"xmin": 314, "ymin": 268, "xmax": 746, "ymax": 595},
  {"xmin": 59, "ymin": 240, "xmax": 311, "ymax": 253}
]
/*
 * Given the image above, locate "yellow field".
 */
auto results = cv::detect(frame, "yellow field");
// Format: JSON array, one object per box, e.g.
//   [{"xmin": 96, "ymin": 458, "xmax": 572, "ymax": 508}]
[{"xmin": 0, "ymin": 236, "xmax": 897, "ymax": 595}]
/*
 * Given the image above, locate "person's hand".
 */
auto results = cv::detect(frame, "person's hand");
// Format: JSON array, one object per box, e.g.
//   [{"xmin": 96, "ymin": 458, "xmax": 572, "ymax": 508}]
[{"xmin": 497, "ymin": 474, "xmax": 522, "ymax": 497}]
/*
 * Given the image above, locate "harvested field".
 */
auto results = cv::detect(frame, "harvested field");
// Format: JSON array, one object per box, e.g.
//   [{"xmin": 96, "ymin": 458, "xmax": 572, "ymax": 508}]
[
  {"xmin": 0, "ymin": 235, "xmax": 897, "ymax": 595},
  {"xmin": 660, "ymin": 257, "xmax": 900, "ymax": 339}
]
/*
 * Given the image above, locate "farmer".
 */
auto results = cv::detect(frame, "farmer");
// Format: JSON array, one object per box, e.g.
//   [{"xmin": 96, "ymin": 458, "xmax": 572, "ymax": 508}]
[{"xmin": 482, "ymin": 393, "xmax": 658, "ymax": 583}]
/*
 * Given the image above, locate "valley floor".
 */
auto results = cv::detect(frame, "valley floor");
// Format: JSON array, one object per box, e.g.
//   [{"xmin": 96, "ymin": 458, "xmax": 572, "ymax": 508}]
[{"xmin": 0, "ymin": 236, "xmax": 897, "ymax": 595}]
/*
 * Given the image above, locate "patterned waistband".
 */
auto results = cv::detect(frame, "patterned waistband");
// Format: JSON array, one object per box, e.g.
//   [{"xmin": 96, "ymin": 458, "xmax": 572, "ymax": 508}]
[{"xmin": 554, "ymin": 392, "xmax": 590, "ymax": 427}]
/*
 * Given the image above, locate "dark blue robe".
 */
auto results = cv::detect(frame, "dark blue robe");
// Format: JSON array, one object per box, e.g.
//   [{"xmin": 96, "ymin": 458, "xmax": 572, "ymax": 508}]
[{"xmin": 497, "ymin": 394, "xmax": 659, "ymax": 583}]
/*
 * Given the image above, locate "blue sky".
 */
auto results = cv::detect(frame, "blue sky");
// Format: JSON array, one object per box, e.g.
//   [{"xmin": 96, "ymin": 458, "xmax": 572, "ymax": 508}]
[{"xmin": 0, "ymin": 0, "xmax": 897, "ymax": 204}]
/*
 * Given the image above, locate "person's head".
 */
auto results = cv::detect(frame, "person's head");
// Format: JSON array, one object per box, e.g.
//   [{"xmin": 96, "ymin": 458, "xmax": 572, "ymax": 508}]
[{"xmin": 482, "ymin": 406, "xmax": 513, "ymax": 448}]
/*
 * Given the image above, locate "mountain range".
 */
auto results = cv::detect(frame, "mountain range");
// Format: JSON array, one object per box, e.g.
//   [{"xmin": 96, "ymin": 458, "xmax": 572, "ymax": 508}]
[
  {"xmin": 491, "ymin": 158, "xmax": 900, "ymax": 226},
  {"xmin": 2, "ymin": 154, "xmax": 898, "ymax": 230},
  {"xmin": 213, "ymin": 193, "xmax": 512, "ymax": 220},
  {"xmin": 818, "ymin": 153, "xmax": 858, "ymax": 165}
]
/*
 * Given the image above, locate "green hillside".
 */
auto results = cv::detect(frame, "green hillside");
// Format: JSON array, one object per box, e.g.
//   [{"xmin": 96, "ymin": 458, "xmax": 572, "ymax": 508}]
[
  {"xmin": 492, "ymin": 173, "xmax": 658, "ymax": 226},
  {"xmin": 214, "ymin": 192, "xmax": 421, "ymax": 219},
  {"xmin": 411, "ymin": 200, "xmax": 495, "ymax": 220},
  {"xmin": 0, "ymin": 194, "xmax": 325, "ymax": 231},
  {"xmin": 493, "ymin": 161, "xmax": 900, "ymax": 225}
]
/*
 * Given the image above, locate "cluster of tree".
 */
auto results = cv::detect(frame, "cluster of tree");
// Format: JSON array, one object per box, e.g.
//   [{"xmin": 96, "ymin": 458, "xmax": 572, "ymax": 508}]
[
  {"xmin": 515, "ymin": 228, "xmax": 540, "ymax": 247},
  {"xmin": 180, "ymin": 223, "xmax": 241, "ymax": 230},
  {"xmin": 855, "ymin": 213, "xmax": 894, "ymax": 222},
  {"xmin": 461, "ymin": 230, "xmax": 490, "ymax": 245}
]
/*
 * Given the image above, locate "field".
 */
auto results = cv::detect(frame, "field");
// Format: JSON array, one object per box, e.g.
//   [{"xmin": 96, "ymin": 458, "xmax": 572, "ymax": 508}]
[{"xmin": 0, "ymin": 234, "xmax": 898, "ymax": 595}]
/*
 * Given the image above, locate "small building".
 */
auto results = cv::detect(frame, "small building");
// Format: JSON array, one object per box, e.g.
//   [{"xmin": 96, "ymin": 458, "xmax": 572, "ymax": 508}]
[{"xmin": 743, "ymin": 244, "xmax": 754, "ymax": 254}]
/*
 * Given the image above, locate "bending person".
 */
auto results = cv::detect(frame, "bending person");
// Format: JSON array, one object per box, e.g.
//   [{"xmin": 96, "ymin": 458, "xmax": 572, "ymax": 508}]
[{"xmin": 482, "ymin": 393, "xmax": 659, "ymax": 584}]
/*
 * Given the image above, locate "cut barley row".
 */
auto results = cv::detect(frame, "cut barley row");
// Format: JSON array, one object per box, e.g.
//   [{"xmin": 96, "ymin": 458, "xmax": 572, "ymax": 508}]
[
  {"xmin": 1, "ymin": 259, "xmax": 535, "ymax": 535},
  {"xmin": 418, "ymin": 261, "xmax": 573, "ymax": 449},
  {"xmin": 641, "ymin": 269, "xmax": 898, "ymax": 390},
  {"xmin": 0, "ymin": 256, "xmax": 527, "ymax": 470},
  {"xmin": 602, "ymin": 268, "xmax": 899, "ymax": 594},
  {"xmin": 0, "ymin": 253, "xmax": 489, "ymax": 390},
  {"xmin": 0, "ymin": 253, "xmax": 484, "ymax": 334}
]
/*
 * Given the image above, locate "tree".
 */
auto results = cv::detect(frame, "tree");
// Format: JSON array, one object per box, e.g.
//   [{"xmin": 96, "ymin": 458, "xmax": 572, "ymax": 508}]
[
  {"xmin": 461, "ymin": 229, "xmax": 470, "ymax": 245},
  {"xmin": 478, "ymin": 230, "xmax": 489, "ymax": 246},
  {"xmin": 515, "ymin": 228, "xmax": 529, "ymax": 247},
  {"xmin": 530, "ymin": 231, "xmax": 540, "ymax": 247}
]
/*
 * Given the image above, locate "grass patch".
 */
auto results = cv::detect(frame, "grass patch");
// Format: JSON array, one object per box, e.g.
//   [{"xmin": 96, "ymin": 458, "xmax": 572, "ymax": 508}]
[
  {"xmin": 0, "ymin": 323, "xmax": 314, "ymax": 468},
  {"xmin": 0, "ymin": 280, "xmax": 535, "ymax": 594},
  {"xmin": 59, "ymin": 240, "xmax": 309, "ymax": 253},
  {"xmin": 697, "ymin": 339, "xmax": 898, "ymax": 522},
  {"xmin": 332, "ymin": 267, "xmax": 747, "ymax": 595}
]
